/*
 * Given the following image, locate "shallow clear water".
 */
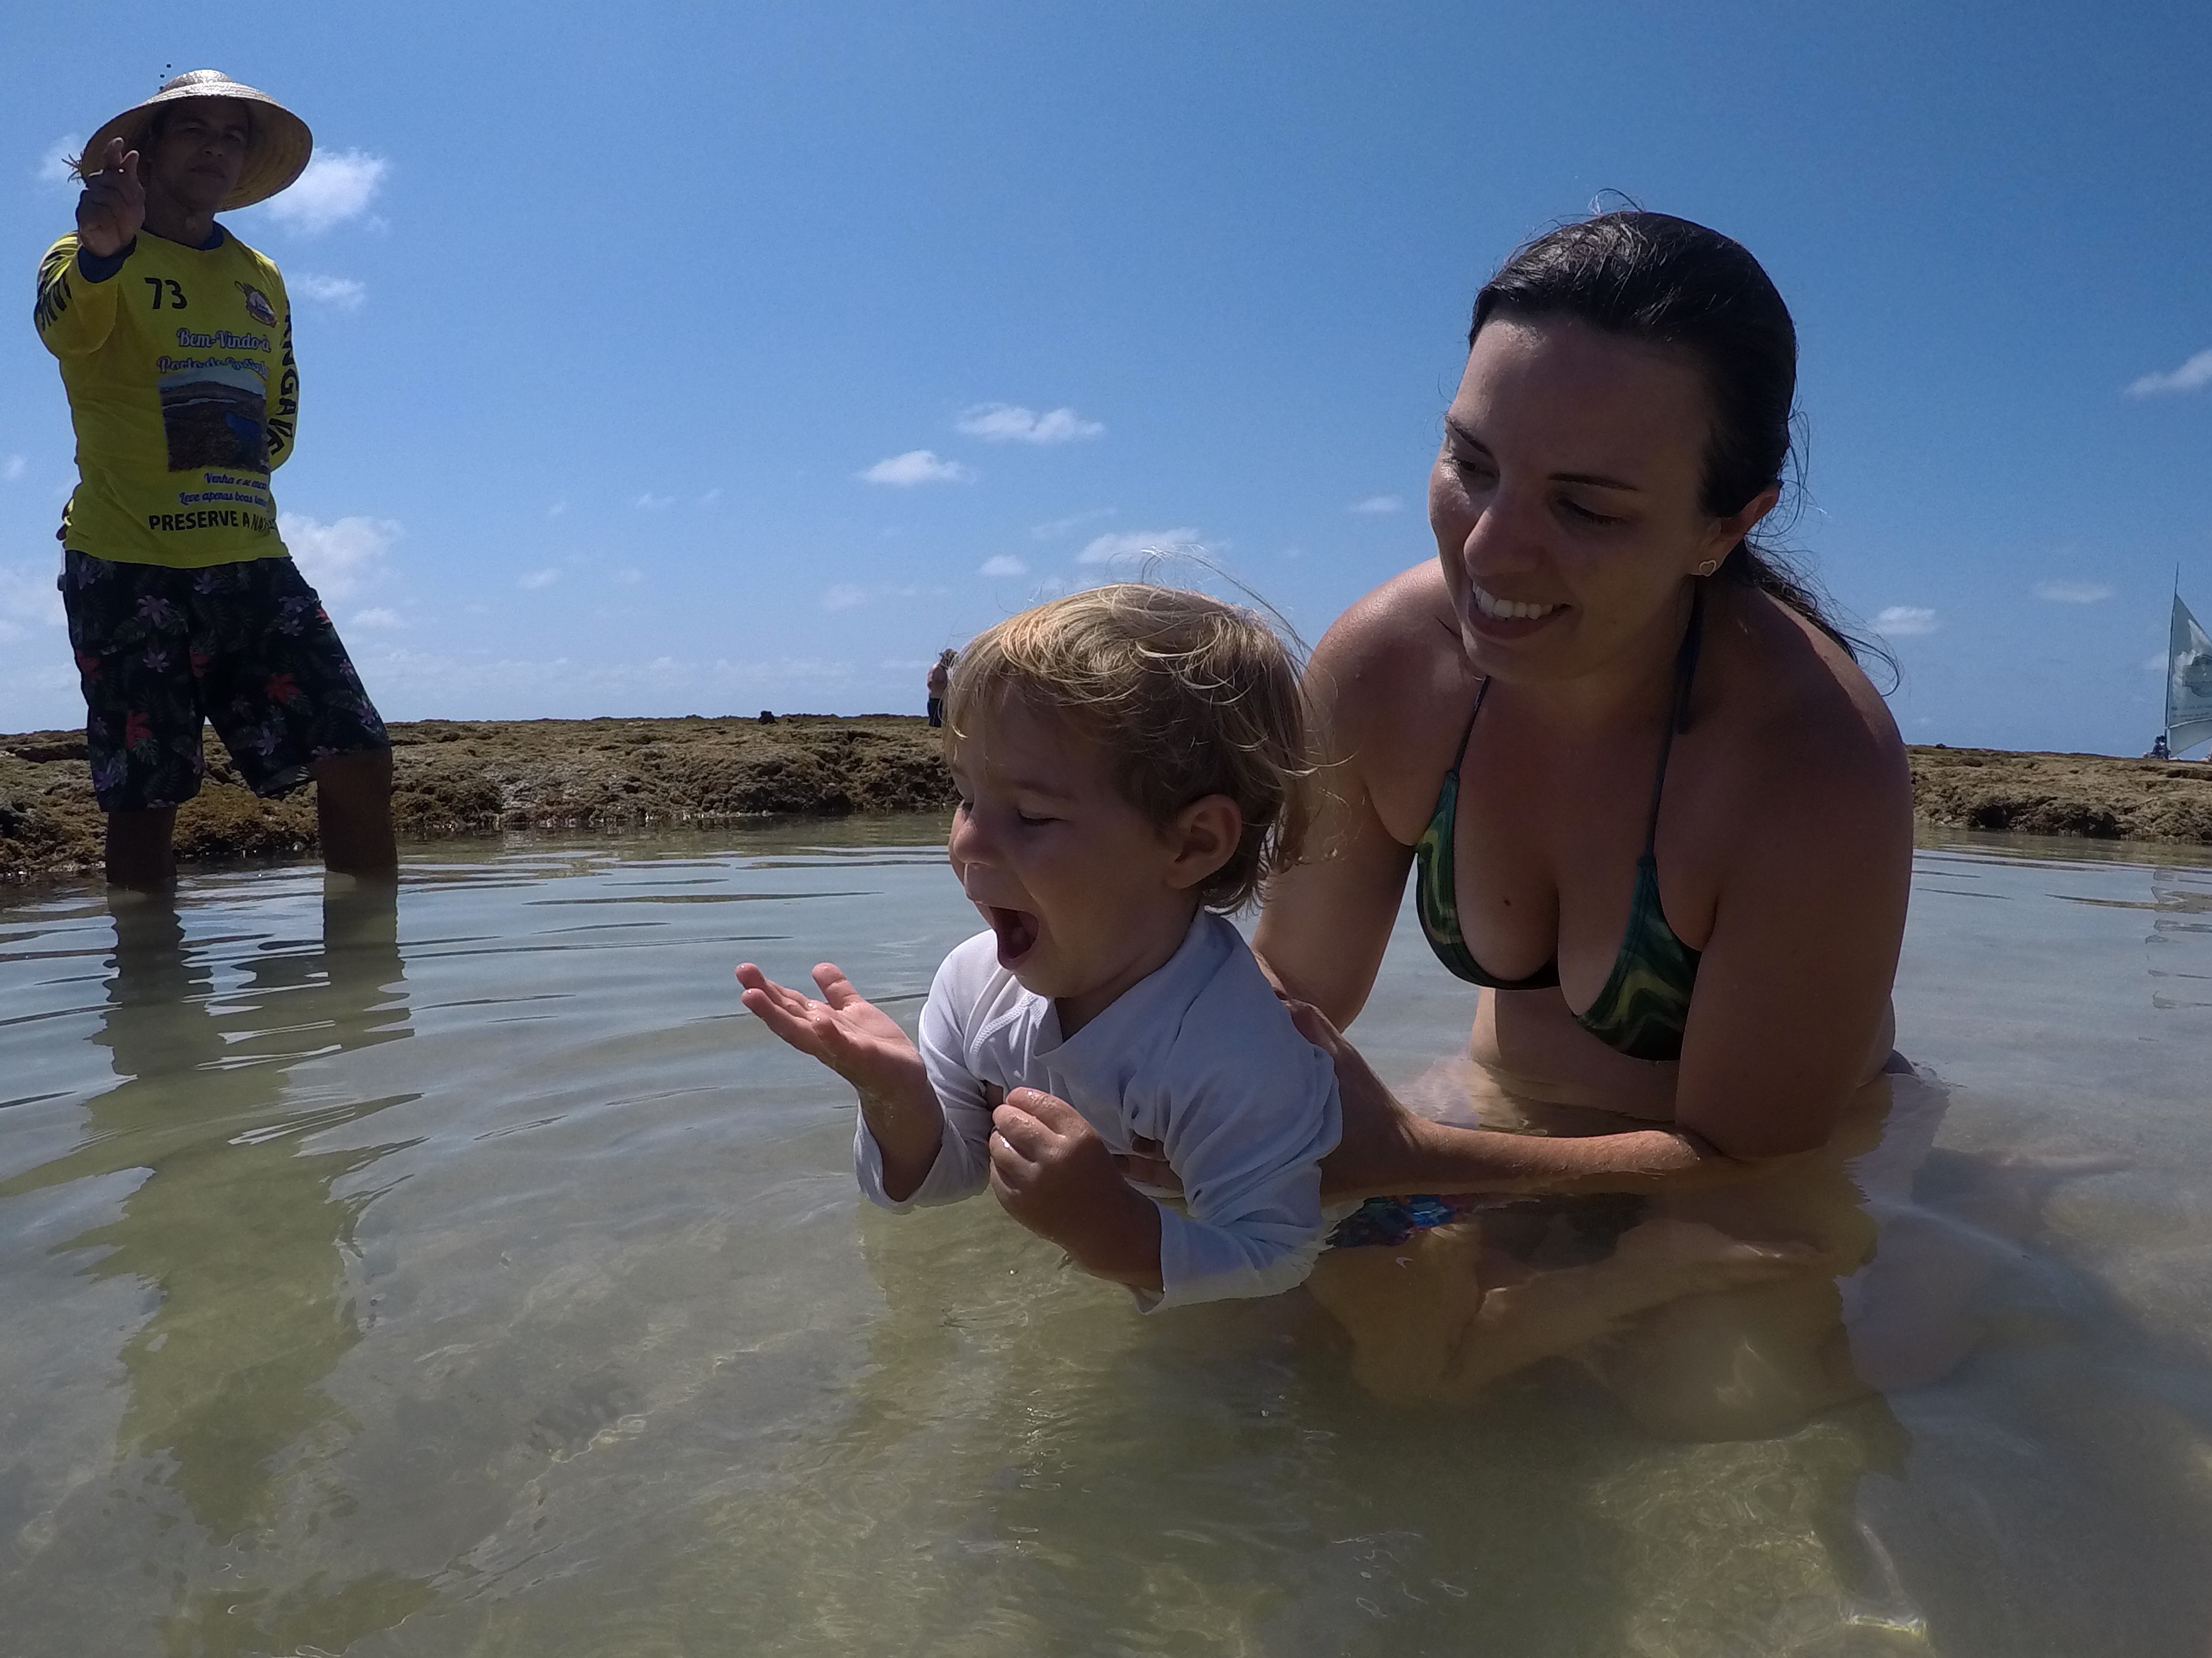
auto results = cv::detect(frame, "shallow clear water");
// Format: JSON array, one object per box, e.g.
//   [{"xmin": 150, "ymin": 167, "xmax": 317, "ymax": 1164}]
[{"xmin": 1, "ymin": 823, "xmax": 2208, "ymax": 1657}]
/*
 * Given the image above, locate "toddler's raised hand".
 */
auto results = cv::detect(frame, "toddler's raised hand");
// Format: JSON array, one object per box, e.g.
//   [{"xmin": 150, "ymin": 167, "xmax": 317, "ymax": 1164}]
[
  {"xmin": 738, "ymin": 961, "xmax": 944, "ymax": 1200},
  {"xmin": 736, "ymin": 961, "xmax": 926, "ymax": 1102}
]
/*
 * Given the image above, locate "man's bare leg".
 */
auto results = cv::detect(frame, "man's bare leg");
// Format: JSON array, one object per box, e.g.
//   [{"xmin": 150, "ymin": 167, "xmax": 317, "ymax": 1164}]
[
  {"xmin": 310, "ymin": 749, "xmax": 397, "ymax": 879},
  {"xmin": 105, "ymin": 807, "xmax": 178, "ymax": 893}
]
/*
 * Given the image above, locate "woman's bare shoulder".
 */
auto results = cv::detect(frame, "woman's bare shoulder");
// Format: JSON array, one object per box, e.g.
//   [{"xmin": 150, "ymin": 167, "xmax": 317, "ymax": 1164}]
[
  {"xmin": 1307, "ymin": 563, "xmax": 1467, "ymax": 728},
  {"xmin": 1704, "ymin": 588, "xmax": 1912, "ymax": 837}
]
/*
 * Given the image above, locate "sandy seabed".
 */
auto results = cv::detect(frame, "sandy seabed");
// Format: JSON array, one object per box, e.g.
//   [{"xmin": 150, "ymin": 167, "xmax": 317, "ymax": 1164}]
[{"xmin": 3, "ymin": 717, "xmax": 2209, "ymax": 883}]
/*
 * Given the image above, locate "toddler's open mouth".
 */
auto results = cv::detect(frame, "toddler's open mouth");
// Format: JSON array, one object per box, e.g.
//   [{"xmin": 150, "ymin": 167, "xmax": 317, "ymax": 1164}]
[{"xmin": 987, "ymin": 906, "xmax": 1040, "ymax": 968}]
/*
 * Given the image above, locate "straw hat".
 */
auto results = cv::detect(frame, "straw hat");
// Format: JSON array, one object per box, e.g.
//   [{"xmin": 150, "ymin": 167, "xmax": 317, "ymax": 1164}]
[{"xmin": 79, "ymin": 70, "xmax": 313, "ymax": 211}]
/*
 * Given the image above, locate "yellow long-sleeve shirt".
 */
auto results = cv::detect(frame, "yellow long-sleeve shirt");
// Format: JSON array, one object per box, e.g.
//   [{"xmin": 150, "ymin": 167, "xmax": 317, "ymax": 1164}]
[{"xmin": 34, "ymin": 228, "xmax": 296, "ymax": 568}]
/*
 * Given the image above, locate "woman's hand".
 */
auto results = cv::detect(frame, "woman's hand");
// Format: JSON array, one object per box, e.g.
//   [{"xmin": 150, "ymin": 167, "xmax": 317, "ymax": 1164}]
[
  {"xmin": 1108, "ymin": 998, "xmax": 1445, "ymax": 1202},
  {"xmin": 1281, "ymin": 999, "xmax": 1441, "ymax": 1201}
]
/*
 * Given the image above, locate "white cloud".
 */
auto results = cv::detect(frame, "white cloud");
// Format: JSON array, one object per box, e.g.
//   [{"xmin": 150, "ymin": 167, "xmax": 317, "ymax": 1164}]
[
  {"xmin": 280, "ymin": 513, "xmax": 399, "ymax": 598},
  {"xmin": 1350, "ymin": 494, "xmax": 1402, "ymax": 514},
  {"xmin": 547, "ymin": 499, "xmax": 567, "ymax": 518},
  {"xmin": 2126, "ymin": 349, "xmax": 2212, "ymax": 398},
  {"xmin": 291, "ymin": 273, "xmax": 366, "ymax": 310},
  {"xmin": 518, "ymin": 568, "xmax": 560, "ymax": 590},
  {"xmin": 822, "ymin": 583, "xmax": 870, "ymax": 610},
  {"xmin": 262, "ymin": 149, "xmax": 388, "ymax": 234},
  {"xmin": 858, "ymin": 449, "xmax": 972, "ymax": 485},
  {"xmin": 634, "ymin": 492, "xmax": 675, "ymax": 511},
  {"xmin": 2034, "ymin": 581, "xmax": 2114, "ymax": 605},
  {"xmin": 35, "ymin": 136, "xmax": 82, "ymax": 187},
  {"xmin": 612, "ymin": 567, "xmax": 643, "ymax": 585},
  {"xmin": 979, "ymin": 554, "xmax": 1028, "ymax": 577},
  {"xmin": 1032, "ymin": 507, "xmax": 1115, "ymax": 540},
  {"xmin": 955, "ymin": 403, "xmax": 1104, "ymax": 444},
  {"xmin": 2145, "ymin": 651, "xmax": 2169, "ymax": 673},
  {"xmin": 349, "ymin": 606, "xmax": 402, "ymax": 629},
  {"xmin": 698, "ymin": 487, "xmax": 721, "ymax": 506},
  {"xmin": 1078, "ymin": 527, "xmax": 1202, "ymax": 565},
  {"xmin": 1, "ymin": 455, "xmax": 26, "ymax": 482},
  {"xmin": 1875, "ymin": 605, "xmax": 1940, "ymax": 637}
]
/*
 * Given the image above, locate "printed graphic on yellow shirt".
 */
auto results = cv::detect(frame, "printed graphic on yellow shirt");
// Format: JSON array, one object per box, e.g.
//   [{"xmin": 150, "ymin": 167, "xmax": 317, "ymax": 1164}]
[
  {"xmin": 36, "ymin": 229, "xmax": 296, "ymax": 568},
  {"xmin": 157, "ymin": 352, "xmax": 269, "ymax": 470}
]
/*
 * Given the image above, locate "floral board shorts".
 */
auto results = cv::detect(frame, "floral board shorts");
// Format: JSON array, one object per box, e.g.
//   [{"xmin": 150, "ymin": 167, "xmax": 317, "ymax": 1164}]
[{"xmin": 60, "ymin": 549, "xmax": 389, "ymax": 813}]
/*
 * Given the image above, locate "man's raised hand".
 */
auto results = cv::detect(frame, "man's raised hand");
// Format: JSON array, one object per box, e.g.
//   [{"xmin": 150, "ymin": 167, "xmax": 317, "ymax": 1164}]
[{"xmin": 76, "ymin": 139, "xmax": 144, "ymax": 260}]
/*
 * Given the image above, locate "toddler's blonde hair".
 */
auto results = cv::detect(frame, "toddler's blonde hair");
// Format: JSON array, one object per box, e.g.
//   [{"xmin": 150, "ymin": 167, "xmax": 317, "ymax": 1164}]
[{"xmin": 945, "ymin": 584, "xmax": 1314, "ymax": 912}]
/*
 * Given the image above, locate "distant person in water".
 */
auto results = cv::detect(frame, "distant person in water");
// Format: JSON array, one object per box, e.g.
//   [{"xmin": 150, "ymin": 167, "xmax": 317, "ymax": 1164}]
[
  {"xmin": 35, "ymin": 71, "xmax": 395, "ymax": 892},
  {"xmin": 738, "ymin": 586, "xmax": 1341, "ymax": 1309},
  {"xmin": 925, "ymin": 648, "xmax": 956, "ymax": 728}
]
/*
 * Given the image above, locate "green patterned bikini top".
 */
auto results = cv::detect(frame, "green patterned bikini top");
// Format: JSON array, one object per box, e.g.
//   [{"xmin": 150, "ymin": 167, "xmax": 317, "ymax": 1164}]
[{"xmin": 1414, "ymin": 593, "xmax": 1704, "ymax": 1063}]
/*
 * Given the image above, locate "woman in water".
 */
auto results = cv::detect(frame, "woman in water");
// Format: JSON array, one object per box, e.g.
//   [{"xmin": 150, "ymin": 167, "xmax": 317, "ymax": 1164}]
[{"xmin": 1251, "ymin": 211, "xmax": 1918, "ymax": 1435}]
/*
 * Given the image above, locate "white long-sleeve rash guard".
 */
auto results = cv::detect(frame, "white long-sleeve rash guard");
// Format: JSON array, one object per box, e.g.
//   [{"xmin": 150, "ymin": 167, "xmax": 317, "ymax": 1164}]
[{"xmin": 854, "ymin": 910, "xmax": 1343, "ymax": 1311}]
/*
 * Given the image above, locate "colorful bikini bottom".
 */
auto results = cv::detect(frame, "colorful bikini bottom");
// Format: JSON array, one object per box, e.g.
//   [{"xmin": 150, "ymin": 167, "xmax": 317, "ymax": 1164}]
[{"xmin": 1327, "ymin": 1190, "xmax": 1651, "ymax": 1253}]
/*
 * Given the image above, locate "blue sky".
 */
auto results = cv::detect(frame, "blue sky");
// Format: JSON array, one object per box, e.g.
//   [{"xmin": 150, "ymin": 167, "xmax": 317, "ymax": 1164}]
[{"xmin": 4, "ymin": 1, "xmax": 2209, "ymax": 753}]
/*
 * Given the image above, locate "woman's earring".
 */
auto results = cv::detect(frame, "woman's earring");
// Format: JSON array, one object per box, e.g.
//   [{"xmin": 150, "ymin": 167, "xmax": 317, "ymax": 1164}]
[{"xmin": 1694, "ymin": 559, "xmax": 1719, "ymax": 577}]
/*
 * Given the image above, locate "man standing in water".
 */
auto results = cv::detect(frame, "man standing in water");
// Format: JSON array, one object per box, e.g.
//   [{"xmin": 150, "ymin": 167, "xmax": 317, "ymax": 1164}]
[
  {"xmin": 35, "ymin": 71, "xmax": 395, "ymax": 891},
  {"xmin": 925, "ymin": 648, "xmax": 956, "ymax": 728}
]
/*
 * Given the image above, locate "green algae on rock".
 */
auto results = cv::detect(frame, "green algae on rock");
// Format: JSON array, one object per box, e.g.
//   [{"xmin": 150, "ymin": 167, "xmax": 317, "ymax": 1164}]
[
  {"xmin": 6, "ymin": 721, "xmax": 2211, "ymax": 884},
  {"xmin": 1, "ymin": 715, "xmax": 955, "ymax": 883},
  {"xmin": 1909, "ymin": 746, "xmax": 2212, "ymax": 843}
]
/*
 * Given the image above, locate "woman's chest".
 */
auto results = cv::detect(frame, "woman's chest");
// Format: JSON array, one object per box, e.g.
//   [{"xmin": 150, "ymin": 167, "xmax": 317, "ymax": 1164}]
[{"xmin": 1443, "ymin": 734, "xmax": 1735, "ymax": 1002}]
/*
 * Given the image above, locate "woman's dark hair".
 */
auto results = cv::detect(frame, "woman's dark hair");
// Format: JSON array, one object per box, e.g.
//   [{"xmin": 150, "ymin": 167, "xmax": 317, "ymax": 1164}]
[{"xmin": 1472, "ymin": 210, "xmax": 1880, "ymax": 664}]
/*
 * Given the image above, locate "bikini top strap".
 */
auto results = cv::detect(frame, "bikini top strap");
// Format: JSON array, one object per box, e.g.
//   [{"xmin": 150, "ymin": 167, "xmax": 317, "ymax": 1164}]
[
  {"xmin": 1640, "ymin": 585, "xmax": 1706, "ymax": 853},
  {"xmin": 1444, "ymin": 676, "xmax": 1491, "ymax": 782}
]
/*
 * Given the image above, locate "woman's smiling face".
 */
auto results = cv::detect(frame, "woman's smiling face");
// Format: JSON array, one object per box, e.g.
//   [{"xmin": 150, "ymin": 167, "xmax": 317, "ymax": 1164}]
[{"xmin": 1429, "ymin": 315, "xmax": 1766, "ymax": 683}]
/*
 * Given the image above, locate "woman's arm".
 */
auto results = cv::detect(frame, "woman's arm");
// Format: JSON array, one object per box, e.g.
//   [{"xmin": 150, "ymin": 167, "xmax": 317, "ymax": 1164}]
[
  {"xmin": 1668, "ymin": 710, "xmax": 1912, "ymax": 1159},
  {"xmin": 1252, "ymin": 782, "xmax": 1412, "ymax": 1029},
  {"xmin": 1254, "ymin": 587, "xmax": 1431, "ymax": 1027},
  {"xmin": 1289, "ymin": 999, "xmax": 1781, "ymax": 1200}
]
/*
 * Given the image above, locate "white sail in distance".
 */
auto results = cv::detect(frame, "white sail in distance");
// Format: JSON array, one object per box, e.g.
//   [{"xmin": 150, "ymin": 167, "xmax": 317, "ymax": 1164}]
[{"xmin": 2171, "ymin": 592, "xmax": 2212, "ymax": 756}]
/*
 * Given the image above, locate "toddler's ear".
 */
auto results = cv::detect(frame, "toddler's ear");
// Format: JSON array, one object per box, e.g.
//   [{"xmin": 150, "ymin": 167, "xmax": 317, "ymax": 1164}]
[{"xmin": 1164, "ymin": 794, "xmax": 1242, "ymax": 891}]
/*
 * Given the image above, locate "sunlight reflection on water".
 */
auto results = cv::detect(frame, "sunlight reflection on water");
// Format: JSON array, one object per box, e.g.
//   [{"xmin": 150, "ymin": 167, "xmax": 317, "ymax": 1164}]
[{"xmin": 0, "ymin": 821, "xmax": 2208, "ymax": 1656}]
